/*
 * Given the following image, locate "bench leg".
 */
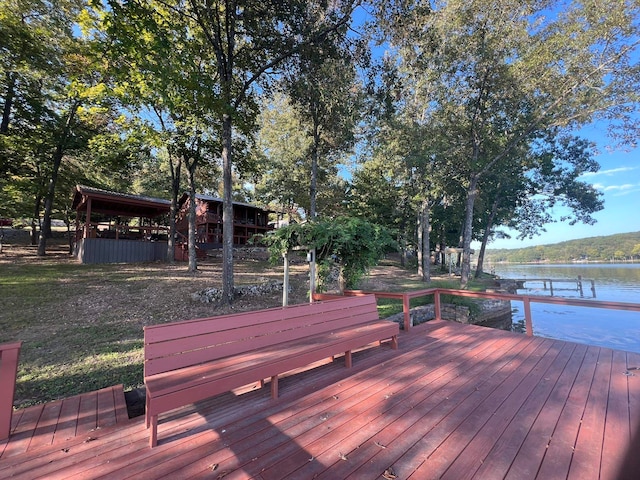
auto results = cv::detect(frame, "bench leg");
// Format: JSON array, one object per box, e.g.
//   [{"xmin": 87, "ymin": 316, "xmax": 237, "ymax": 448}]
[
  {"xmin": 145, "ymin": 391, "xmax": 150, "ymax": 428},
  {"xmin": 345, "ymin": 350, "xmax": 352, "ymax": 368},
  {"xmin": 271, "ymin": 375, "xmax": 279, "ymax": 398},
  {"xmin": 391, "ymin": 334, "xmax": 398, "ymax": 350},
  {"xmin": 149, "ymin": 414, "xmax": 158, "ymax": 448}
]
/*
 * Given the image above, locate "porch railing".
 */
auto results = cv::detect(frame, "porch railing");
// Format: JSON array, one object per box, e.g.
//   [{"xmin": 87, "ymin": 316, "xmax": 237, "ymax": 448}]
[{"xmin": 314, "ymin": 288, "xmax": 640, "ymax": 335}]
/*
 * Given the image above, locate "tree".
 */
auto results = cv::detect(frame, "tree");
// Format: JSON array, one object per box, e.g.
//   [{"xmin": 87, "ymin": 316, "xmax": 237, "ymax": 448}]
[
  {"xmin": 372, "ymin": 0, "xmax": 640, "ymax": 287},
  {"xmin": 108, "ymin": 0, "xmax": 359, "ymax": 303},
  {"xmin": 99, "ymin": 0, "xmax": 225, "ymax": 269},
  {"xmin": 0, "ymin": 0, "xmax": 134, "ymax": 255},
  {"xmin": 474, "ymin": 134, "xmax": 603, "ymax": 277},
  {"xmin": 260, "ymin": 216, "xmax": 396, "ymax": 292},
  {"xmin": 281, "ymin": 34, "xmax": 361, "ymax": 219},
  {"xmin": 255, "ymin": 92, "xmax": 351, "ymax": 220}
]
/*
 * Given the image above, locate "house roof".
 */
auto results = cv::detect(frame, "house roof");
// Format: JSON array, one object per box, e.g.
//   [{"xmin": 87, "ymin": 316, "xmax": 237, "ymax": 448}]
[
  {"xmin": 178, "ymin": 192, "xmax": 273, "ymax": 212},
  {"xmin": 72, "ymin": 185, "xmax": 171, "ymax": 219}
]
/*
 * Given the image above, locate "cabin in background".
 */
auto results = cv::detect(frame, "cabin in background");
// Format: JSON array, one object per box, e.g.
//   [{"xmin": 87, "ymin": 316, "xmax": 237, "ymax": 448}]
[
  {"xmin": 72, "ymin": 187, "xmax": 273, "ymax": 264},
  {"xmin": 72, "ymin": 185, "xmax": 170, "ymax": 264},
  {"xmin": 176, "ymin": 193, "xmax": 273, "ymax": 250}
]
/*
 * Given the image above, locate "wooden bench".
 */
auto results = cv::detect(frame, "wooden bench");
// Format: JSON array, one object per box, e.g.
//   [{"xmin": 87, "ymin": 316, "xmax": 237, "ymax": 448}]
[{"xmin": 143, "ymin": 295, "xmax": 399, "ymax": 447}]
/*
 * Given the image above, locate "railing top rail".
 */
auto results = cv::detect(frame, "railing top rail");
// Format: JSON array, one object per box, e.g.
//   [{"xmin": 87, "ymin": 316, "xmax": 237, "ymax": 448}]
[
  {"xmin": 434, "ymin": 288, "xmax": 640, "ymax": 312},
  {"xmin": 0, "ymin": 341, "xmax": 22, "ymax": 352},
  {"xmin": 345, "ymin": 289, "xmax": 438, "ymax": 300},
  {"xmin": 344, "ymin": 288, "xmax": 640, "ymax": 312}
]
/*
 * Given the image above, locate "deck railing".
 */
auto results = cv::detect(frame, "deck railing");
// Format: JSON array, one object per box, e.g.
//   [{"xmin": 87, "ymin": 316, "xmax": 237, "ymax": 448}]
[
  {"xmin": 0, "ymin": 341, "xmax": 22, "ymax": 440},
  {"xmin": 315, "ymin": 288, "xmax": 640, "ymax": 334}
]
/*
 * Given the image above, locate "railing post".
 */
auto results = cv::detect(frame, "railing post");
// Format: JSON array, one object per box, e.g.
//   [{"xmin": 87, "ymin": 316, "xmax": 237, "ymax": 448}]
[
  {"xmin": 523, "ymin": 297, "xmax": 533, "ymax": 337},
  {"xmin": 403, "ymin": 294, "xmax": 411, "ymax": 331},
  {"xmin": 282, "ymin": 252, "xmax": 289, "ymax": 307},
  {"xmin": 0, "ymin": 341, "xmax": 22, "ymax": 441},
  {"xmin": 434, "ymin": 290, "xmax": 442, "ymax": 321}
]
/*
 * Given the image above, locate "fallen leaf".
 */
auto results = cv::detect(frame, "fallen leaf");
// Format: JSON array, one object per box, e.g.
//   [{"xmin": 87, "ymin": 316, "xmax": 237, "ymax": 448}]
[
  {"xmin": 338, "ymin": 452, "xmax": 348, "ymax": 461},
  {"xmin": 383, "ymin": 467, "xmax": 397, "ymax": 479},
  {"xmin": 374, "ymin": 441, "xmax": 387, "ymax": 449}
]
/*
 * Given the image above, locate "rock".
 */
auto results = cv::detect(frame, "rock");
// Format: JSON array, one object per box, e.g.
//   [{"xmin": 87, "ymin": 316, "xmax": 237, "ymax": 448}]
[{"xmin": 192, "ymin": 280, "xmax": 286, "ymax": 304}]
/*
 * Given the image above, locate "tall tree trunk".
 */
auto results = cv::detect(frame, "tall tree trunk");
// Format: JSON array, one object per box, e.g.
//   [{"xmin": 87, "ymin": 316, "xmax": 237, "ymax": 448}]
[
  {"xmin": 186, "ymin": 158, "xmax": 198, "ymax": 272},
  {"xmin": 37, "ymin": 148, "xmax": 63, "ymax": 255},
  {"xmin": 37, "ymin": 102, "xmax": 79, "ymax": 256},
  {"xmin": 417, "ymin": 209, "xmax": 423, "ymax": 278},
  {"xmin": 167, "ymin": 153, "xmax": 182, "ymax": 264},
  {"xmin": 221, "ymin": 112, "xmax": 234, "ymax": 304},
  {"xmin": 309, "ymin": 116, "xmax": 319, "ymax": 219},
  {"xmin": 30, "ymin": 195, "xmax": 42, "ymax": 245},
  {"xmin": 1, "ymin": 72, "xmax": 15, "ymax": 133},
  {"xmin": 421, "ymin": 199, "xmax": 431, "ymax": 283},
  {"xmin": 475, "ymin": 195, "xmax": 499, "ymax": 278},
  {"xmin": 460, "ymin": 173, "xmax": 480, "ymax": 287}
]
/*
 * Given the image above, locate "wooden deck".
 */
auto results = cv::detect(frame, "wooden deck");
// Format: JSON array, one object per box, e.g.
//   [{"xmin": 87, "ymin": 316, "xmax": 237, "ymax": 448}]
[{"xmin": 1, "ymin": 320, "xmax": 638, "ymax": 479}]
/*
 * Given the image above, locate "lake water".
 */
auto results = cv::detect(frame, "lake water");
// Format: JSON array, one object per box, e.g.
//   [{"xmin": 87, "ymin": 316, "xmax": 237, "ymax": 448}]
[{"xmin": 490, "ymin": 263, "xmax": 640, "ymax": 353}]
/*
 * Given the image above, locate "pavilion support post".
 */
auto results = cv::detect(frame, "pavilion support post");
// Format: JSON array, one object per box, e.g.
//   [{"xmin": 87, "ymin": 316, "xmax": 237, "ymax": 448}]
[
  {"xmin": 75, "ymin": 212, "xmax": 80, "ymax": 244},
  {"xmin": 84, "ymin": 197, "xmax": 92, "ymax": 239}
]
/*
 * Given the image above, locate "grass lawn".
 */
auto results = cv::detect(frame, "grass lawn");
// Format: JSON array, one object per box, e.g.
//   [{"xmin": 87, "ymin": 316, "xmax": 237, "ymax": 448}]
[
  {"xmin": 0, "ymin": 243, "xmax": 312, "ymax": 407},
  {"xmin": 1, "ymin": 242, "xmax": 486, "ymax": 408}
]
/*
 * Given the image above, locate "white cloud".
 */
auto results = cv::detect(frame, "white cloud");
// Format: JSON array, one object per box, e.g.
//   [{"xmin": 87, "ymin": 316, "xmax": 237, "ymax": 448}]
[
  {"xmin": 602, "ymin": 183, "xmax": 637, "ymax": 192},
  {"xmin": 591, "ymin": 182, "xmax": 640, "ymax": 196},
  {"xmin": 581, "ymin": 166, "xmax": 637, "ymax": 178}
]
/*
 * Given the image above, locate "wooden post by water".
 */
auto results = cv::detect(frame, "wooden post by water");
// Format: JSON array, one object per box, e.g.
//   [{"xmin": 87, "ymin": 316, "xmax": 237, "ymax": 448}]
[
  {"xmin": 523, "ymin": 298, "xmax": 533, "ymax": 337},
  {"xmin": 434, "ymin": 290, "xmax": 442, "ymax": 323}
]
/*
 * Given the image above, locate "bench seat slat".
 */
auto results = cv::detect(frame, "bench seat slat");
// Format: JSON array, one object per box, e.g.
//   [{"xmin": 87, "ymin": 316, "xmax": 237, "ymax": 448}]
[
  {"xmin": 144, "ymin": 295, "xmax": 376, "ymax": 343},
  {"xmin": 145, "ymin": 304, "xmax": 379, "ymax": 359}
]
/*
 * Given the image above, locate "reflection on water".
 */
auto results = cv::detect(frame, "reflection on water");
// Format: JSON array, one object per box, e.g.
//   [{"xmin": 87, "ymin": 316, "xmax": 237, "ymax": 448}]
[{"xmin": 491, "ymin": 263, "xmax": 640, "ymax": 353}]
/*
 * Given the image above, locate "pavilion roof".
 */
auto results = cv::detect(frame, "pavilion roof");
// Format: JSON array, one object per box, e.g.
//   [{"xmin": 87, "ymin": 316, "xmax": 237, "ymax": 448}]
[{"xmin": 72, "ymin": 185, "xmax": 171, "ymax": 219}]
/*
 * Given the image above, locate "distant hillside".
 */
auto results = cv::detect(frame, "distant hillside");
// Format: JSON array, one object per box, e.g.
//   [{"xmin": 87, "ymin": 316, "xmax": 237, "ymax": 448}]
[{"xmin": 485, "ymin": 231, "xmax": 640, "ymax": 263}]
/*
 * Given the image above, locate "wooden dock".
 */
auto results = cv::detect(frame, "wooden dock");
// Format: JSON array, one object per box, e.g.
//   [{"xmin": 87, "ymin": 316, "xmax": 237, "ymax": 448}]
[
  {"xmin": 510, "ymin": 277, "xmax": 597, "ymax": 298},
  {"xmin": 0, "ymin": 320, "xmax": 638, "ymax": 479}
]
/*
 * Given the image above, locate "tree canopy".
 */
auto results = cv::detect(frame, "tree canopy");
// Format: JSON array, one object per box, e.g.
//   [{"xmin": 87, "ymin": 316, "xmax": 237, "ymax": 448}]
[{"xmin": 2, "ymin": 0, "xmax": 639, "ymax": 292}]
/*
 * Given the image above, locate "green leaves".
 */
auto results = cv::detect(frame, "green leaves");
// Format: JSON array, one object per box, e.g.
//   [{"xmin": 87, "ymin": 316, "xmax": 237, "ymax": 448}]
[{"xmin": 260, "ymin": 216, "xmax": 396, "ymax": 289}]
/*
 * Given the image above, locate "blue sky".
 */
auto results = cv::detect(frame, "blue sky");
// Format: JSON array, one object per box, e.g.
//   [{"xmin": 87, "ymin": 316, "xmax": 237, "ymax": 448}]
[{"xmin": 485, "ymin": 123, "xmax": 640, "ymax": 250}]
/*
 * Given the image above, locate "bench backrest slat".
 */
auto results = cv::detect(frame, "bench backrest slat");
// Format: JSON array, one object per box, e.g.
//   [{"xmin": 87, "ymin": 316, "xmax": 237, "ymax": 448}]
[{"xmin": 144, "ymin": 296, "xmax": 381, "ymax": 377}]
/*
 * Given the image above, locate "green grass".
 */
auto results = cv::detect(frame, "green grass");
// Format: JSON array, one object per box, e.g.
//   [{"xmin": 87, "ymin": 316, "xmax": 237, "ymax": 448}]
[
  {"xmin": 373, "ymin": 277, "xmax": 490, "ymax": 319},
  {"xmin": 1, "ymin": 248, "xmax": 493, "ymax": 408},
  {"xmin": 0, "ymin": 261, "xmax": 149, "ymax": 405}
]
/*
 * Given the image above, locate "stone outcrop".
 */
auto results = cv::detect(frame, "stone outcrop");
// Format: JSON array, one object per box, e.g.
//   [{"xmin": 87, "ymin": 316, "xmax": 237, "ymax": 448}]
[{"xmin": 192, "ymin": 280, "xmax": 285, "ymax": 304}]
